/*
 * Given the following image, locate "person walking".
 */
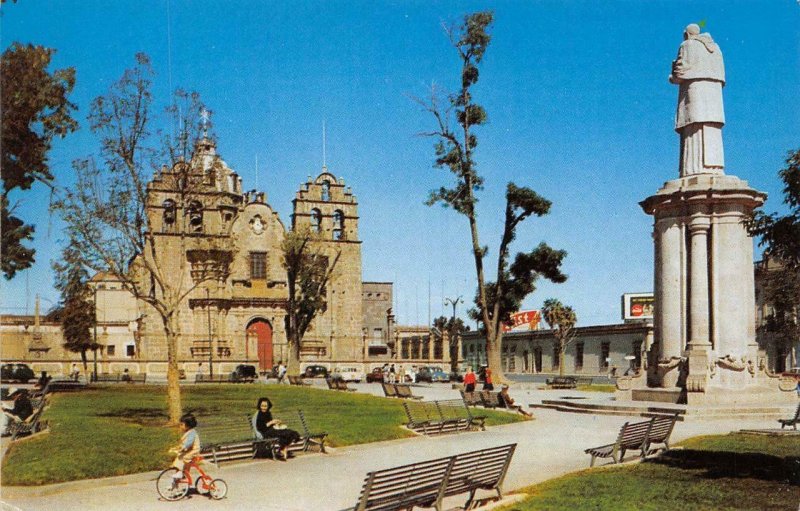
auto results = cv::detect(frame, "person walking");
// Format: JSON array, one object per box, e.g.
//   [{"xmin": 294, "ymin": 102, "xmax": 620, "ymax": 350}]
[
  {"xmin": 277, "ymin": 361, "xmax": 287, "ymax": 384},
  {"xmin": 482, "ymin": 367, "xmax": 494, "ymax": 391},
  {"xmin": 463, "ymin": 367, "xmax": 477, "ymax": 393}
]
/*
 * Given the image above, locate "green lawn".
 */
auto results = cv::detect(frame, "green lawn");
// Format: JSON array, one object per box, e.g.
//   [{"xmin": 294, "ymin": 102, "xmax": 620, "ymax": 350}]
[
  {"xmin": 497, "ymin": 433, "xmax": 800, "ymax": 511},
  {"xmin": 1, "ymin": 384, "xmax": 523, "ymax": 486}
]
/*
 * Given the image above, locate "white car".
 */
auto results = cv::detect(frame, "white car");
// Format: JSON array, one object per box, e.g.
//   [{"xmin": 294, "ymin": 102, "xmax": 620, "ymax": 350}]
[{"xmin": 332, "ymin": 366, "xmax": 364, "ymax": 383}]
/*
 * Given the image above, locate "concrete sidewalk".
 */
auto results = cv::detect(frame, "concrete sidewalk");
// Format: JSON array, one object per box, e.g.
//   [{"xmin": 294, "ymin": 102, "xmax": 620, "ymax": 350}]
[{"xmin": 0, "ymin": 384, "xmax": 774, "ymax": 511}]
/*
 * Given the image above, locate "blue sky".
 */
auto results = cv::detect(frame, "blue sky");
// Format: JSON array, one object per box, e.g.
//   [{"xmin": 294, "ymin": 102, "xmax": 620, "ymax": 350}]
[{"xmin": 1, "ymin": 1, "xmax": 798, "ymax": 327}]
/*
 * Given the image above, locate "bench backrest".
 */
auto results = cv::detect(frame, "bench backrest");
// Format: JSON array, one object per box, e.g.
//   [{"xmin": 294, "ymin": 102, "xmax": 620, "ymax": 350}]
[
  {"xmin": 460, "ymin": 391, "xmax": 481, "ymax": 406},
  {"xmin": 436, "ymin": 399, "xmax": 471, "ymax": 422},
  {"xmin": 792, "ymin": 402, "xmax": 800, "ymax": 421},
  {"xmin": 395, "ymin": 384, "xmax": 417, "ymax": 398},
  {"xmin": 617, "ymin": 419, "xmax": 652, "ymax": 450},
  {"xmin": 403, "ymin": 400, "xmax": 438, "ymax": 425},
  {"xmin": 199, "ymin": 414, "xmax": 254, "ymax": 447},
  {"xmin": 355, "ymin": 456, "xmax": 455, "ymax": 511},
  {"xmin": 355, "ymin": 444, "xmax": 517, "ymax": 511},
  {"xmin": 382, "ymin": 382, "xmax": 397, "ymax": 397},
  {"xmin": 480, "ymin": 391, "xmax": 501, "ymax": 408},
  {"xmin": 444, "ymin": 444, "xmax": 517, "ymax": 498},
  {"xmin": 648, "ymin": 414, "xmax": 678, "ymax": 444}
]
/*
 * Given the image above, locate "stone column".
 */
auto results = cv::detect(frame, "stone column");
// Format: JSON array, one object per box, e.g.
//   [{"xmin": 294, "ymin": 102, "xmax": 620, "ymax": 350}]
[
  {"xmin": 688, "ymin": 215, "xmax": 711, "ymax": 348},
  {"xmin": 685, "ymin": 214, "xmax": 711, "ymax": 392},
  {"xmin": 655, "ymin": 218, "xmax": 684, "ymax": 358}
]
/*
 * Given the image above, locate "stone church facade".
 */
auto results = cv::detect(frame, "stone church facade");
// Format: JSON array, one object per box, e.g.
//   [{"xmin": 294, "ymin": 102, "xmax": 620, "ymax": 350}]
[{"xmin": 0, "ymin": 137, "xmax": 407, "ymax": 379}]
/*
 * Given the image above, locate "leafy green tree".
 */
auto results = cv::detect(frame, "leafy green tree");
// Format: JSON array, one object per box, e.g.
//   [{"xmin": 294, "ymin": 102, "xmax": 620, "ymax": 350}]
[
  {"xmin": 1, "ymin": 43, "xmax": 77, "ymax": 278},
  {"xmin": 419, "ymin": 12, "xmax": 567, "ymax": 382},
  {"xmin": 749, "ymin": 148, "xmax": 800, "ymax": 370},
  {"xmin": 52, "ymin": 54, "xmax": 222, "ymax": 424},
  {"xmin": 282, "ymin": 228, "xmax": 340, "ymax": 375},
  {"xmin": 542, "ymin": 298, "xmax": 577, "ymax": 377},
  {"xmin": 433, "ymin": 315, "xmax": 469, "ymax": 373},
  {"xmin": 52, "ymin": 239, "xmax": 98, "ymax": 370}
]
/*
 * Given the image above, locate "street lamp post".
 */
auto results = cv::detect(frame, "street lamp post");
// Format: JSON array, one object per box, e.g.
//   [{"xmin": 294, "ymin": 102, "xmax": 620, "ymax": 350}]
[{"xmin": 444, "ymin": 296, "xmax": 463, "ymax": 372}]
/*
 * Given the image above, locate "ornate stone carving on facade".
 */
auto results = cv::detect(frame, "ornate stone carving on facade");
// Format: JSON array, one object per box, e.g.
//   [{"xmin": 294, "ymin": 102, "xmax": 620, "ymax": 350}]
[
  {"xmin": 715, "ymin": 354, "xmax": 747, "ymax": 372},
  {"xmin": 186, "ymin": 249, "xmax": 233, "ymax": 283}
]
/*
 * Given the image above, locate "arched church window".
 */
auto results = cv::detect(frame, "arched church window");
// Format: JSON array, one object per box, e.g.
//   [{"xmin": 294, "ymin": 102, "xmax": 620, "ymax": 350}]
[
  {"xmin": 310, "ymin": 208, "xmax": 322, "ymax": 233},
  {"xmin": 162, "ymin": 199, "xmax": 176, "ymax": 232},
  {"xmin": 321, "ymin": 180, "xmax": 331, "ymax": 201},
  {"xmin": 187, "ymin": 201, "xmax": 203, "ymax": 232},
  {"xmin": 332, "ymin": 209, "xmax": 344, "ymax": 240}
]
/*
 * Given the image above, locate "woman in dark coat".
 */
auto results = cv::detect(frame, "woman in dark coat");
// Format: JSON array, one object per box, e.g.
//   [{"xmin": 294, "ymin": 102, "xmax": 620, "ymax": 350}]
[{"xmin": 253, "ymin": 397, "xmax": 300, "ymax": 460}]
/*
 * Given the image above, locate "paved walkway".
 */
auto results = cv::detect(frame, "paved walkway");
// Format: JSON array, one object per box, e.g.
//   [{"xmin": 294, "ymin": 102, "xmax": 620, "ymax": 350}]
[{"xmin": 0, "ymin": 384, "xmax": 775, "ymax": 511}]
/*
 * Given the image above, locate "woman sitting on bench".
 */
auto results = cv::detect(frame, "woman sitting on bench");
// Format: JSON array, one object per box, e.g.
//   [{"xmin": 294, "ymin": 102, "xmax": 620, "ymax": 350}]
[
  {"xmin": 253, "ymin": 397, "xmax": 300, "ymax": 461},
  {"xmin": 499, "ymin": 385, "xmax": 533, "ymax": 418}
]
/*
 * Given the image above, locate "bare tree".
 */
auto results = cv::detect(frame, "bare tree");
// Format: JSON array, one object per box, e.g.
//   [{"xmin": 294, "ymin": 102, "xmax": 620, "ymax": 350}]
[
  {"xmin": 418, "ymin": 12, "xmax": 567, "ymax": 382},
  {"xmin": 53, "ymin": 54, "xmax": 231, "ymax": 423},
  {"xmin": 282, "ymin": 227, "xmax": 340, "ymax": 375},
  {"xmin": 542, "ymin": 298, "xmax": 577, "ymax": 377}
]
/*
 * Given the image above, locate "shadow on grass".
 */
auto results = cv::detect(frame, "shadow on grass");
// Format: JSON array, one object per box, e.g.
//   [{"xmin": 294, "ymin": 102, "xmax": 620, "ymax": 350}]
[
  {"xmin": 96, "ymin": 407, "xmax": 169, "ymax": 426},
  {"xmin": 652, "ymin": 449, "xmax": 800, "ymax": 484}
]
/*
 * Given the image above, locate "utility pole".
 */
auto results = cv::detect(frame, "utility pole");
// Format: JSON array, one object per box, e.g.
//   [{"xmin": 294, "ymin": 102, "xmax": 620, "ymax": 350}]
[
  {"xmin": 444, "ymin": 296, "xmax": 463, "ymax": 373},
  {"xmin": 206, "ymin": 287, "xmax": 214, "ymax": 378}
]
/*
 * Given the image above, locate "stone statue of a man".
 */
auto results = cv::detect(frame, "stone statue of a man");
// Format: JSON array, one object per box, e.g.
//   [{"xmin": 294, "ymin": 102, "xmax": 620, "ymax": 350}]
[{"xmin": 669, "ymin": 24, "xmax": 726, "ymax": 177}]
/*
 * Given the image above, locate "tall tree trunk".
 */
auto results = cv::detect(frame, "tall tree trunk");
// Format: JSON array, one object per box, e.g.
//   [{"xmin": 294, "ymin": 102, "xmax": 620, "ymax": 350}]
[
  {"xmin": 80, "ymin": 349, "xmax": 88, "ymax": 371},
  {"xmin": 163, "ymin": 313, "xmax": 183, "ymax": 425},
  {"xmin": 287, "ymin": 333, "xmax": 301, "ymax": 375},
  {"xmin": 559, "ymin": 342, "xmax": 566, "ymax": 377},
  {"xmin": 486, "ymin": 330, "xmax": 507, "ymax": 384}
]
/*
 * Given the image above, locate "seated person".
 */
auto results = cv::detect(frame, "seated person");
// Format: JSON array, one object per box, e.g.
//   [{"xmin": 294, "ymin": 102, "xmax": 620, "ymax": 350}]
[
  {"xmin": 252, "ymin": 397, "xmax": 300, "ymax": 460},
  {"xmin": 2, "ymin": 388, "xmax": 34, "ymax": 435},
  {"xmin": 498, "ymin": 384, "xmax": 533, "ymax": 418}
]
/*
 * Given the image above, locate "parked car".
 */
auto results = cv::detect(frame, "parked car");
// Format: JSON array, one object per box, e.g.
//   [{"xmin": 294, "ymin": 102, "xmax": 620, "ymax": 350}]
[
  {"xmin": 303, "ymin": 365, "xmax": 329, "ymax": 378},
  {"xmin": 230, "ymin": 364, "xmax": 257, "ymax": 382},
  {"xmin": 415, "ymin": 366, "xmax": 450, "ymax": 383},
  {"xmin": 1, "ymin": 363, "xmax": 35, "ymax": 383},
  {"xmin": 332, "ymin": 366, "xmax": 364, "ymax": 383},
  {"xmin": 366, "ymin": 367, "xmax": 385, "ymax": 383}
]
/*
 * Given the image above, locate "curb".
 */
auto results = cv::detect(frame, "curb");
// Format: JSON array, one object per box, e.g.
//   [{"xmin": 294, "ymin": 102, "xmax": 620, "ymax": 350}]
[{"xmin": 1, "ymin": 470, "xmax": 161, "ymax": 500}]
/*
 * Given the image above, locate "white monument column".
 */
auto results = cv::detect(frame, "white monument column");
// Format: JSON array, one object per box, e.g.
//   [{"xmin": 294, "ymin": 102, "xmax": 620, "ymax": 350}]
[
  {"xmin": 635, "ymin": 23, "xmax": 792, "ymax": 406},
  {"xmin": 687, "ymin": 215, "xmax": 711, "ymax": 348}
]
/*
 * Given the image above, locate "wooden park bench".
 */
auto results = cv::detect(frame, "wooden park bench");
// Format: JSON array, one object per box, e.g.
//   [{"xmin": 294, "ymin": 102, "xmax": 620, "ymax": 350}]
[
  {"xmin": 251, "ymin": 409, "xmax": 328, "ymax": 455},
  {"xmin": 584, "ymin": 414, "xmax": 679, "ymax": 467},
  {"xmin": 394, "ymin": 383, "xmax": 423, "ymax": 400},
  {"xmin": 779, "ymin": 402, "xmax": 800, "ymax": 430},
  {"xmin": 47, "ymin": 378, "xmax": 88, "ymax": 392},
  {"xmin": 352, "ymin": 443, "xmax": 516, "ymax": 511},
  {"xmin": 326, "ymin": 377, "xmax": 356, "ymax": 392},
  {"xmin": 403, "ymin": 399, "xmax": 484, "ymax": 436},
  {"xmin": 545, "ymin": 376, "xmax": 577, "ymax": 389},
  {"xmin": 480, "ymin": 391, "xmax": 502, "ymax": 408},
  {"xmin": 94, "ymin": 373, "xmax": 147, "ymax": 383},
  {"xmin": 198, "ymin": 414, "xmax": 273, "ymax": 467},
  {"xmin": 287, "ymin": 375, "xmax": 310, "ymax": 386},
  {"xmin": 460, "ymin": 390, "xmax": 483, "ymax": 407},
  {"xmin": 5, "ymin": 395, "xmax": 50, "ymax": 441},
  {"xmin": 195, "ymin": 373, "xmax": 230, "ymax": 383},
  {"xmin": 381, "ymin": 382, "xmax": 398, "ymax": 397}
]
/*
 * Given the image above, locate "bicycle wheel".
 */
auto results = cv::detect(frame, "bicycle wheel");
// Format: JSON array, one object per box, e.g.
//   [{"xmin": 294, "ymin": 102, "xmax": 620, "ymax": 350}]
[
  {"xmin": 209, "ymin": 478, "xmax": 228, "ymax": 500},
  {"xmin": 156, "ymin": 468, "xmax": 189, "ymax": 501},
  {"xmin": 195, "ymin": 475, "xmax": 210, "ymax": 495}
]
